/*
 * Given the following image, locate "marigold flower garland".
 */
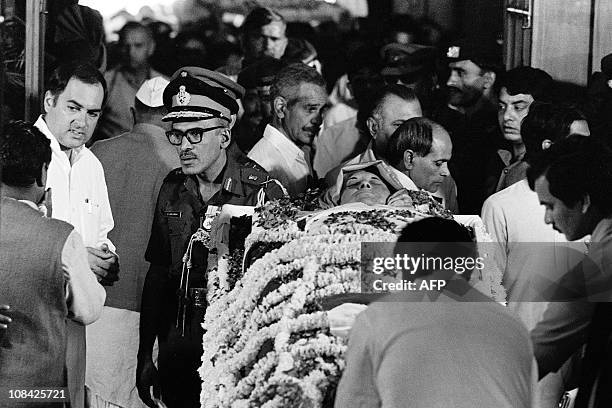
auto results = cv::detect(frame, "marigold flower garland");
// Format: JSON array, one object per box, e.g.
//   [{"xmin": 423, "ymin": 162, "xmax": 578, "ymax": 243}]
[{"xmin": 200, "ymin": 205, "xmax": 505, "ymax": 408}]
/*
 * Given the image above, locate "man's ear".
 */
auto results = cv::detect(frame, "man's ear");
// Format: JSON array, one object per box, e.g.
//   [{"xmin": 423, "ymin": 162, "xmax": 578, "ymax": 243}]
[
  {"xmin": 482, "ymin": 70, "xmax": 496, "ymax": 90},
  {"xmin": 581, "ymin": 194, "xmax": 591, "ymax": 214},
  {"xmin": 403, "ymin": 150, "xmax": 415, "ymax": 169},
  {"xmin": 147, "ymin": 41, "xmax": 156, "ymax": 58},
  {"xmin": 43, "ymin": 91, "xmax": 56, "ymax": 113},
  {"xmin": 228, "ymin": 114, "xmax": 237, "ymax": 130},
  {"xmin": 220, "ymin": 127, "xmax": 232, "ymax": 149},
  {"xmin": 36, "ymin": 163, "xmax": 48, "ymax": 188},
  {"xmin": 346, "ymin": 80, "xmax": 353, "ymax": 99},
  {"xmin": 541, "ymin": 139, "xmax": 552, "ymax": 150},
  {"xmin": 273, "ymin": 96, "xmax": 286, "ymax": 119},
  {"xmin": 366, "ymin": 116, "xmax": 378, "ymax": 138}
]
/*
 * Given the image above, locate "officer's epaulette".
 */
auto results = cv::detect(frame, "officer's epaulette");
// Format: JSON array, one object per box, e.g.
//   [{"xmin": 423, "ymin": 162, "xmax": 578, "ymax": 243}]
[
  {"xmin": 163, "ymin": 167, "xmax": 186, "ymax": 182},
  {"xmin": 240, "ymin": 164, "xmax": 268, "ymax": 185}
]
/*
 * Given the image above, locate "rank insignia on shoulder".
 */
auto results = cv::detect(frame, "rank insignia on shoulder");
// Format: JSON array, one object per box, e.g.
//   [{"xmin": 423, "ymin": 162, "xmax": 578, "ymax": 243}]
[
  {"xmin": 224, "ymin": 178, "xmax": 234, "ymax": 191},
  {"xmin": 241, "ymin": 168, "xmax": 264, "ymax": 184},
  {"xmin": 163, "ymin": 210, "xmax": 182, "ymax": 218}
]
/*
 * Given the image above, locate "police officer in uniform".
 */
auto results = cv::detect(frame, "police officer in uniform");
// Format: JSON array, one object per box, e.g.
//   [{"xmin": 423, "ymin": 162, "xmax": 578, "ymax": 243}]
[{"xmin": 136, "ymin": 67, "xmax": 285, "ymax": 408}]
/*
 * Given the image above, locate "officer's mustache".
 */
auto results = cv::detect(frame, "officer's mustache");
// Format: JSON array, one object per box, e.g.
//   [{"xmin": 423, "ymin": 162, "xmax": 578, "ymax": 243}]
[{"xmin": 179, "ymin": 151, "xmax": 197, "ymax": 159}]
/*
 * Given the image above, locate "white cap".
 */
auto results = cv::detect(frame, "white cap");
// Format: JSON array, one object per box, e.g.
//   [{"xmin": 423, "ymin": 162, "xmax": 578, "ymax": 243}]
[{"xmin": 135, "ymin": 76, "xmax": 170, "ymax": 107}]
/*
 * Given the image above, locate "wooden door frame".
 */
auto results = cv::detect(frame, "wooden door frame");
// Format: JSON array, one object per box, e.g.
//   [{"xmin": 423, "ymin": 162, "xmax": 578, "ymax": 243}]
[
  {"xmin": 24, "ymin": 0, "xmax": 46, "ymax": 122},
  {"xmin": 503, "ymin": 0, "xmax": 533, "ymax": 70}
]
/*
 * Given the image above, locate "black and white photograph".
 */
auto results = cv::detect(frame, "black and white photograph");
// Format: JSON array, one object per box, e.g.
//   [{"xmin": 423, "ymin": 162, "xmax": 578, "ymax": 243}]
[{"xmin": 1, "ymin": 0, "xmax": 612, "ymax": 407}]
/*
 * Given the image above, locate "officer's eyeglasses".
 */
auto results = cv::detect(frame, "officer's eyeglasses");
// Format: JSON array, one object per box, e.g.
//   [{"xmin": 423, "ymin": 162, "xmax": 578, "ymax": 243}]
[{"xmin": 166, "ymin": 126, "xmax": 226, "ymax": 145}]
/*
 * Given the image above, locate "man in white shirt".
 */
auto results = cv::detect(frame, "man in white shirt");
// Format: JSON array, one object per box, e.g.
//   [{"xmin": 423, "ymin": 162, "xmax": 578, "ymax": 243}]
[
  {"xmin": 248, "ymin": 62, "xmax": 327, "ymax": 197},
  {"xmin": 0, "ymin": 120, "xmax": 105, "ymax": 393},
  {"xmin": 482, "ymin": 104, "xmax": 590, "ymax": 407},
  {"xmin": 34, "ymin": 62, "xmax": 119, "ymax": 408}
]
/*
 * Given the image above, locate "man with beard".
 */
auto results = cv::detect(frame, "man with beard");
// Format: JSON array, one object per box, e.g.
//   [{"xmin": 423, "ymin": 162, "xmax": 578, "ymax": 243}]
[
  {"xmin": 248, "ymin": 63, "xmax": 327, "ymax": 197},
  {"xmin": 136, "ymin": 67, "xmax": 284, "ymax": 408},
  {"xmin": 235, "ymin": 56, "xmax": 286, "ymax": 153},
  {"xmin": 432, "ymin": 39, "xmax": 503, "ymax": 214}
]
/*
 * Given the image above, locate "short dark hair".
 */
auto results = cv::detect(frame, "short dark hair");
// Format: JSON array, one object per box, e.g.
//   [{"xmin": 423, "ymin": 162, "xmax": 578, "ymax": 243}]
[
  {"xmin": 118, "ymin": 21, "xmax": 154, "ymax": 44},
  {"xmin": 498, "ymin": 66, "xmax": 553, "ymax": 102},
  {"xmin": 358, "ymin": 84, "xmax": 419, "ymax": 136},
  {"xmin": 399, "ymin": 217, "xmax": 473, "ymax": 243},
  {"xmin": 46, "ymin": 61, "xmax": 108, "ymax": 107},
  {"xmin": 521, "ymin": 102, "xmax": 587, "ymax": 161},
  {"xmin": 0, "ymin": 120, "xmax": 51, "ymax": 187},
  {"xmin": 384, "ymin": 117, "xmax": 444, "ymax": 165},
  {"xmin": 397, "ymin": 217, "xmax": 476, "ymax": 280},
  {"xmin": 527, "ymin": 135, "xmax": 612, "ymax": 215},
  {"xmin": 242, "ymin": 7, "xmax": 285, "ymax": 36},
  {"xmin": 270, "ymin": 62, "xmax": 326, "ymax": 105},
  {"xmin": 365, "ymin": 84, "xmax": 419, "ymax": 121}
]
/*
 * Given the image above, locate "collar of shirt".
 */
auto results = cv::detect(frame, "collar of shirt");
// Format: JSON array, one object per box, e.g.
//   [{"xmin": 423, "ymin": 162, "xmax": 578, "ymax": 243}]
[
  {"xmin": 15, "ymin": 199, "xmax": 36, "ymax": 210},
  {"xmin": 264, "ymin": 124, "xmax": 311, "ymax": 169},
  {"xmin": 591, "ymin": 217, "xmax": 612, "ymax": 242},
  {"xmin": 497, "ymin": 148, "xmax": 525, "ymax": 167},
  {"xmin": 6, "ymin": 198, "xmax": 46, "ymax": 216},
  {"xmin": 18, "ymin": 199, "xmax": 47, "ymax": 215},
  {"xmin": 182, "ymin": 159, "xmax": 244, "ymax": 207},
  {"xmin": 360, "ymin": 142, "xmax": 420, "ymax": 191},
  {"xmin": 34, "ymin": 115, "xmax": 86, "ymax": 167}
]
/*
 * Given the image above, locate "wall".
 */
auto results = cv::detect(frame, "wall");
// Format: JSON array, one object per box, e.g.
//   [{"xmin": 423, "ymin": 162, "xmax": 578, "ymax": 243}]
[
  {"xmin": 531, "ymin": 0, "xmax": 591, "ymax": 85},
  {"xmin": 392, "ymin": 0, "xmax": 455, "ymax": 31},
  {"xmin": 392, "ymin": 0, "xmax": 503, "ymax": 43},
  {"xmin": 592, "ymin": 0, "xmax": 612, "ymax": 75}
]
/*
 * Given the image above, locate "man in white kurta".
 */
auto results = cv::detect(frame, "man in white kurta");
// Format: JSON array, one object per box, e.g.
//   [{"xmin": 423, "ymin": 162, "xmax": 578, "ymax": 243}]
[{"xmin": 35, "ymin": 62, "xmax": 118, "ymax": 408}]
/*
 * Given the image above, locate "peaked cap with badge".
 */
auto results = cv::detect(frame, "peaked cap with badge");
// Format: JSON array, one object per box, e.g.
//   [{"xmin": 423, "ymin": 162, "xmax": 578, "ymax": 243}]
[
  {"xmin": 162, "ymin": 66, "xmax": 246, "ymax": 122},
  {"xmin": 380, "ymin": 42, "xmax": 436, "ymax": 77},
  {"xmin": 445, "ymin": 38, "xmax": 502, "ymax": 71}
]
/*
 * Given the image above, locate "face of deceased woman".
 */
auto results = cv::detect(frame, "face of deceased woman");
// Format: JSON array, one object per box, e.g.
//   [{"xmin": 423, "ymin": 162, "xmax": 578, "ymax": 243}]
[{"xmin": 340, "ymin": 170, "xmax": 391, "ymax": 206}]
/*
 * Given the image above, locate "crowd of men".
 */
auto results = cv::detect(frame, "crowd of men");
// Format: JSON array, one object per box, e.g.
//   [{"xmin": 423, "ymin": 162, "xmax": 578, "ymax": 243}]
[{"xmin": 1, "ymin": 4, "xmax": 612, "ymax": 408}]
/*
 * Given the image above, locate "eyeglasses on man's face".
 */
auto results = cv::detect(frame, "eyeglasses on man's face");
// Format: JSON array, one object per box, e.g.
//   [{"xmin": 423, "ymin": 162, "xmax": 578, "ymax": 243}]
[{"xmin": 166, "ymin": 126, "xmax": 227, "ymax": 145}]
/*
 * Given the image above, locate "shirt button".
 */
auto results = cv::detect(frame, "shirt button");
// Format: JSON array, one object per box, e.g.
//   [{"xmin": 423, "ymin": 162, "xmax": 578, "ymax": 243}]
[{"xmin": 503, "ymin": 169, "xmax": 509, "ymax": 173}]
